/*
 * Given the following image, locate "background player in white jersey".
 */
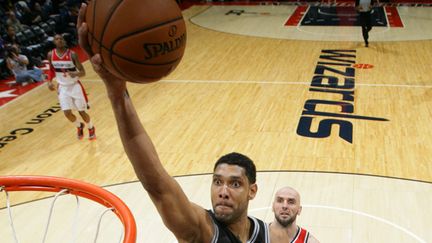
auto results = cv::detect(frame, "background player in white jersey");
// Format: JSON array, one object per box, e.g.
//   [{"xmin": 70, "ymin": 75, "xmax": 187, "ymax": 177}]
[
  {"xmin": 269, "ymin": 187, "xmax": 320, "ymax": 243},
  {"xmin": 47, "ymin": 34, "xmax": 96, "ymax": 140}
]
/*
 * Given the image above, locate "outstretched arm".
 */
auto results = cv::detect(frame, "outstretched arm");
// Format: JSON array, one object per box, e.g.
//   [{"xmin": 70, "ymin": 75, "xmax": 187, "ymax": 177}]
[{"xmin": 77, "ymin": 4, "xmax": 211, "ymax": 242}]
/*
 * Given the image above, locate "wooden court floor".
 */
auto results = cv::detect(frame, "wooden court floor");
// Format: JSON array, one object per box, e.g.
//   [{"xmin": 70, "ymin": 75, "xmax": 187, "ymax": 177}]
[{"xmin": 1, "ymin": 4, "xmax": 432, "ymax": 243}]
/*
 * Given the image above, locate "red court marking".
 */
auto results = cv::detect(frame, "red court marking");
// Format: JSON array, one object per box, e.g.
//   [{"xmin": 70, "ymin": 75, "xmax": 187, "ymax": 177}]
[
  {"xmin": 285, "ymin": 5, "xmax": 308, "ymax": 26},
  {"xmin": 0, "ymin": 46, "xmax": 89, "ymax": 107},
  {"xmin": 0, "ymin": 78, "xmax": 45, "ymax": 106},
  {"xmin": 385, "ymin": 6, "xmax": 404, "ymax": 27},
  {"xmin": 352, "ymin": 64, "xmax": 374, "ymax": 69}
]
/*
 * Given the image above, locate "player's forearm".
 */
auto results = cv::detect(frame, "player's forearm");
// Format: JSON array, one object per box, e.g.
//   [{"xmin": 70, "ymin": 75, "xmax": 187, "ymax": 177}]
[
  {"xmin": 109, "ymin": 91, "xmax": 168, "ymax": 192},
  {"xmin": 70, "ymin": 69, "xmax": 85, "ymax": 78},
  {"xmin": 109, "ymin": 91, "xmax": 203, "ymax": 240},
  {"xmin": 77, "ymin": 68, "xmax": 86, "ymax": 77}
]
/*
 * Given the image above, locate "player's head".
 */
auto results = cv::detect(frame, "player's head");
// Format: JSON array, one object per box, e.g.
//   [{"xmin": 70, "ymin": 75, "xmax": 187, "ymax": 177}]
[
  {"xmin": 272, "ymin": 186, "xmax": 302, "ymax": 227},
  {"xmin": 211, "ymin": 152, "xmax": 257, "ymax": 224},
  {"xmin": 53, "ymin": 34, "xmax": 67, "ymax": 49}
]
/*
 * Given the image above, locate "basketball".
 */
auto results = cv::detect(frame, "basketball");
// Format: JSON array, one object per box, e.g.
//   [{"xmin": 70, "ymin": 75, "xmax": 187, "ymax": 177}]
[{"xmin": 85, "ymin": 0, "xmax": 187, "ymax": 83}]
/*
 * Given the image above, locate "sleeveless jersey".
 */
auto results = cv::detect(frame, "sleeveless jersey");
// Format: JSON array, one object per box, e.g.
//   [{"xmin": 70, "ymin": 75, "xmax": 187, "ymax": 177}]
[
  {"xmin": 50, "ymin": 48, "xmax": 79, "ymax": 85},
  {"xmin": 291, "ymin": 226, "xmax": 310, "ymax": 243},
  {"xmin": 208, "ymin": 210, "xmax": 270, "ymax": 243}
]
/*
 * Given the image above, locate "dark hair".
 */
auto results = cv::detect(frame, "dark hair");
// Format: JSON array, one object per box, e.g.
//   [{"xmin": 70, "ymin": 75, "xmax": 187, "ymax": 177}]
[
  {"xmin": 213, "ymin": 152, "xmax": 256, "ymax": 184},
  {"xmin": 5, "ymin": 45, "xmax": 17, "ymax": 57}
]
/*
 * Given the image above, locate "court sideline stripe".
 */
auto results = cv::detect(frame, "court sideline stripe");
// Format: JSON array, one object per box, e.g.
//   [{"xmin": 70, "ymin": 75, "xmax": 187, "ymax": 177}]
[
  {"xmin": 1, "ymin": 170, "xmax": 431, "ymax": 211},
  {"xmin": 160, "ymin": 79, "xmax": 432, "ymax": 88},
  {"xmin": 79, "ymin": 78, "xmax": 432, "ymax": 88},
  {"xmin": 249, "ymin": 205, "xmax": 427, "ymax": 243},
  {"xmin": 4, "ymin": 79, "xmax": 429, "ymax": 110}
]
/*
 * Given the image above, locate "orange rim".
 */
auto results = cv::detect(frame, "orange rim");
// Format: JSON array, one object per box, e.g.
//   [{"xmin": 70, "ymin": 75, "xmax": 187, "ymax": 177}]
[{"xmin": 0, "ymin": 175, "xmax": 136, "ymax": 243}]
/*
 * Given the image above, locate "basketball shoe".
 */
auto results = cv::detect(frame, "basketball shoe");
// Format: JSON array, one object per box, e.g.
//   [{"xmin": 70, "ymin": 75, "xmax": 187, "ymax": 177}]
[
  {"xmin": 77, "ymin": 122, "xmax": 85, "ymax": 140},
  {"xmin": 89, "ymin": 127, "xmax": 96, "ymax": 140}
]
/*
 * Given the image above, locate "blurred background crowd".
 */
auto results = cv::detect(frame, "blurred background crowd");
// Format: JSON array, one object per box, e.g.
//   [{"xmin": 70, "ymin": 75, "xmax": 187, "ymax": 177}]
[{"xmin": 0, "ymin": 0, "xmax": 86, "ymax": 80}]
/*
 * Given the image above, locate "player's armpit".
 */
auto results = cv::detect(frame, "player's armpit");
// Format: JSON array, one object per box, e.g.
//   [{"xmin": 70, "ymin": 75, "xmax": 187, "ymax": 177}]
[{"xmin": 147, "ymin": 178, "xmax": 212, "ymax": 242}]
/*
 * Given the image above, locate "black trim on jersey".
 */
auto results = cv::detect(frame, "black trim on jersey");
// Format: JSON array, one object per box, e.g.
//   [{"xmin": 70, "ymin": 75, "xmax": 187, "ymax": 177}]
[
  {"xmin": 207, "ymin": 210, "xmax": 269, "ymax": 243},
  {"xmin": 54, "ymin": 67, "xmax": 77, "ymax": 72},
  {"xmin": 305, "ymin": 232, "xmax": 310, "ymax": 243},
  {"xmin": 291, "ymin": 226, "xmax": 301, "ymax": 243}
]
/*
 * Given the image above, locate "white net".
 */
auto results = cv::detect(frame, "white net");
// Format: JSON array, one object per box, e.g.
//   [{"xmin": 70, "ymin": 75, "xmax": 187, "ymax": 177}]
[{"xmin": 0, "ymin": 187, "xmax": 124, "ymax": 243}]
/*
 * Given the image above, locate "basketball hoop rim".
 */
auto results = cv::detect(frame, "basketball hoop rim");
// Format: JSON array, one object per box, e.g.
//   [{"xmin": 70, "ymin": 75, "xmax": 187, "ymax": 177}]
[{"xmin": 0, "ymin": 175, "xmax": 136, "ymax": 243}]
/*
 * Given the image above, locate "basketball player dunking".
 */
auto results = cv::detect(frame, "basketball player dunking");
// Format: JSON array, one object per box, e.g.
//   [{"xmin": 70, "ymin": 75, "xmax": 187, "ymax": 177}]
[
  {"xmin": 47, "ymin": 34, "xmax": 96, "ymax": 140},
  {"xmin": 269, "ymin": 187, "xmax": 320, "ymax": 243},
  {"xmin": 77, "ymin": 3, "xmax": 269, "ymax": 243}
]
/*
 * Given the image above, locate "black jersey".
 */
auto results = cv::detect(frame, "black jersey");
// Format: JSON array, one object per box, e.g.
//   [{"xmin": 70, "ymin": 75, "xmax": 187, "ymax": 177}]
[{"xmin": 208, "ymin": 210, "xmax": 270, "ymax": 243}]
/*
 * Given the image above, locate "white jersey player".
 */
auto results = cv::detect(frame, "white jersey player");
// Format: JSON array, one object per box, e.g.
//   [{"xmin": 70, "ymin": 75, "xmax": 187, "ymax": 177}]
[{"xmin": 47, "ymin": 34, "xmax": 96, "ymax": 140}]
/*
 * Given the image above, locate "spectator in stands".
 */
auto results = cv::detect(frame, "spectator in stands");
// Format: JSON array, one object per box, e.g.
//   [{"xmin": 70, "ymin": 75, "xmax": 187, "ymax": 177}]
[
  {"xmin": 40, "ymin": 0, "xmax": 54, "ymax": 20},
  {"xmin": 20, "ymin": 3, "xmax": 42, "ymax": 26},
  {"xmin": 0, "ymin": 36, "xmax": 5, "ymax": 58},
  {"xmin": 5, "ymin": 44, "xmax": 44, "ymax": 86},
  {"xmin": 57, "ymin": 3, "xmax": 79, "ymax": 44},
  {"xmin": 3, "ymin": 25, "xmax": 21, "ymax": 46},
  {"xmin": 0, "ymin": 36, "xmax": 9, "ymax": 79},
  {"xmin": 16, "ymin": 1, "xmax": 29, "ymax": 9},
  {"xmin": 52, "ymin": 0, "xmax": 67, "ymax": 14},
  {"xmin": 31, "ymin": 2, "xmax": 46, "ymax": 23},
  {"xmin": 19, "ymin": 4, "xmax": 33, "ymax": 26},
  {"xmin": 6, "ymin": 11, "xmax": 25, "ymax": 32}
]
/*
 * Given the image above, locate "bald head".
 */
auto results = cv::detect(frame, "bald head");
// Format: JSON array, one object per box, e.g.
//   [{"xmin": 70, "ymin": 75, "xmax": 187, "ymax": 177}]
[
  {"xmin": 274, "ymin": 186, "xmax": 301, "ymax": 204},
  {"xmin": 272, "ymin": 186, "xmax": 302, "ymax": 227}
]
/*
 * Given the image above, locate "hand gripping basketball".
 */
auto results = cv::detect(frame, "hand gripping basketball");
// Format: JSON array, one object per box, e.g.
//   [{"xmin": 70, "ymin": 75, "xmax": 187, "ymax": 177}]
[{"xmin": 81, "ymin": 0, "xmax": 187, "ymax": 83}]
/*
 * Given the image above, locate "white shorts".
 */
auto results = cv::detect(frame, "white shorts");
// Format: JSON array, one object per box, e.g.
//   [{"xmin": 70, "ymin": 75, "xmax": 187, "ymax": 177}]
[{"xmin": 57, "ymin": 81, "xmax": 89, "ymax": 111}]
